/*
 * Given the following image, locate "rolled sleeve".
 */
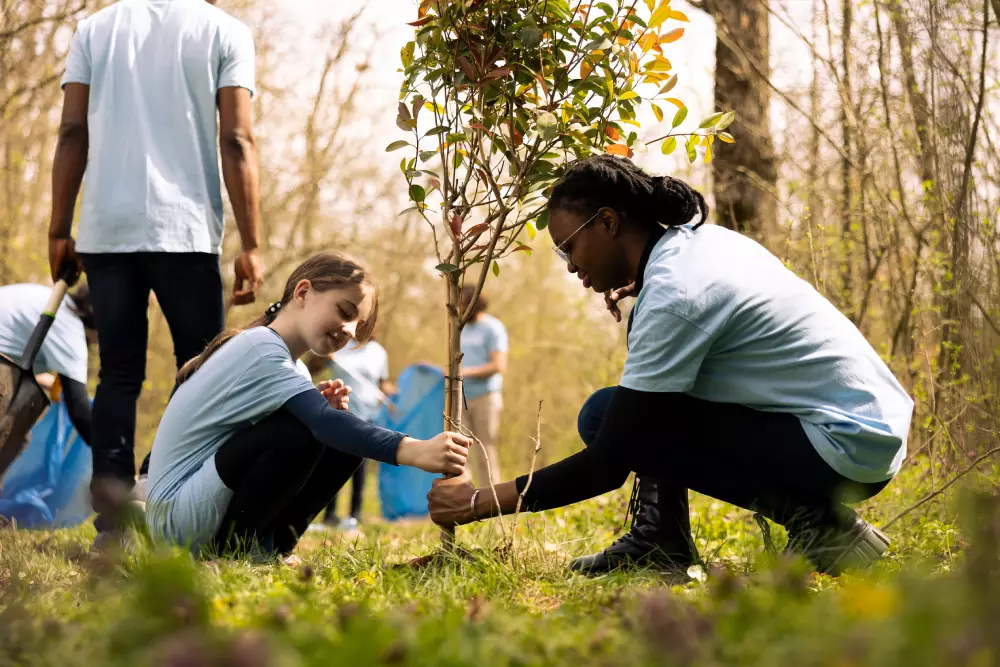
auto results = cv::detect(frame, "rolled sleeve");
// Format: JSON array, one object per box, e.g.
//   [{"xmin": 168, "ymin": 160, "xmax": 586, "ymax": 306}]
[{"xmin": 218, "ymin": 22, "xmax": 255, "ymax": 95}]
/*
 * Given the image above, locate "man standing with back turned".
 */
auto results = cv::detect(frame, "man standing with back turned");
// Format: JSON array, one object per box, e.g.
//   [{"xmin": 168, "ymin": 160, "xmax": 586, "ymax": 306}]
[{"xmin": 47, "ymin": 0, "xmax": 265, "ymax": 544}]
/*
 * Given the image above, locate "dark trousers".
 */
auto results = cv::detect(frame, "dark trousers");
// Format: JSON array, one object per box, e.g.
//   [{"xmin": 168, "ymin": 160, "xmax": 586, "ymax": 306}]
[
  {"xmin": 212, "ymin": 410, "xmax": 362, "ymax": 556},
  {"xmin": 81, "ymin": 252, "xmax": 225, "ymax": 484},
  {"xmin": 323, "ymin": 461, "xmax": 366, "ymax": 521},
  {"xmin": 577, "ymin": 387, "xmax": 888, "ymax": 553}
]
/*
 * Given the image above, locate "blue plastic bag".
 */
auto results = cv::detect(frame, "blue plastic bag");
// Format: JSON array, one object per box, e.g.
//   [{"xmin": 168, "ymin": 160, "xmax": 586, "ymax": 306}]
[
  {"xmin": 375, "ymin": 364, "xmax": 446, "ymax": 520},
  {"xmin": 0, "ymin": 399, "xmax": 92, "ymax": 528}
]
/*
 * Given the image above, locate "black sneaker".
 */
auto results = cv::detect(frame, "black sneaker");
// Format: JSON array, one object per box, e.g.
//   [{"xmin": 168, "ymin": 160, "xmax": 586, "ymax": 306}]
[
  {"xmin": 785, "ymin": 516, "xmax": 890, "ymax": 575},
  {"xmin": 570, "ymin": 476, "xmax": 696, "ymax": 575}
]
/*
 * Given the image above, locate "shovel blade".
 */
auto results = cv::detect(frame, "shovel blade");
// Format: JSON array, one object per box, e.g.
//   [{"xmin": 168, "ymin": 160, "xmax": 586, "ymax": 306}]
[{"xmin": 0, "ymin": 354, "xmax": 50, "ymax": 484}]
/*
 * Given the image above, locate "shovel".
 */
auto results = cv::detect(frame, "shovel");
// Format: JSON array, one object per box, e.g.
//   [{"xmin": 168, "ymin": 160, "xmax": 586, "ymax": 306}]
[{"xmin": 0, "ymin": 264, "xmax": 77, "ymax": 485}]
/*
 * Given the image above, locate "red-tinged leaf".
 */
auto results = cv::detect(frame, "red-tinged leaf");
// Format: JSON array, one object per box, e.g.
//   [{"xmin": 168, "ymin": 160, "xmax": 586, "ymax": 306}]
[
  {"xmin": 660, "ymin": 28, "xmax": 685, "ymax": 43},
  {"xmin": 466, "ymin": 222, "xmax": 490, "ymax": 236},
  {"xmin": 535, "ymin": 73, "xmax": 550, "ymax": 101},
  {"xmin": 457, "ymin": 56, "xmax": 476, "ymax": 81},
  {"xmin": 450, "ymin": 213, "xmax": 463, "ymax": 236},
  {"xmin": 407, "ymin": 15, "xmax": 434, "ymax": 26},
  {"xmin": 606, "ymin": 143, "xmax": 633, "ymax": 158},
  {"xmin": 411, "ymin": 94, "xmax": 424, "ymax": 121},
  {"xmin": 477, "ymin": 168, "xmax": 489, "ymax": 183},
  {"xmin": 481, "ymin": 66, "xmax": 510, "ymax": 82},
  {"xmin": 604, "ymin": 125, "xmax": 621, "ymax": 141},
  {"xmin": 397, "ymin": 102, "xmax": 412, "ymax": 123},
  {"xmin": 429, "ymin": 178, "xmax": 441, "ymax": 191},
  {"xmin": 513, "ymin": 244, "xmax": 533, "ymax": 253}
]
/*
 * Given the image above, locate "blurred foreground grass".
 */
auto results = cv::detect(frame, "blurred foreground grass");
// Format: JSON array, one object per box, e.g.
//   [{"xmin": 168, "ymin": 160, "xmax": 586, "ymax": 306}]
[{"xmin": 1, "ymin": 459, "xmax": 997, "ymax": 667}]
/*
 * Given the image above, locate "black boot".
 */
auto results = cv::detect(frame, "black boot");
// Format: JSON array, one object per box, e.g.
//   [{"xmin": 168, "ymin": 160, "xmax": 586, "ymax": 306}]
[
  {"xmin": 783, "ymin": 509, "xmax": 891, "ymax": 576},
  {"xmin": 570, "ymin": 476, "xmax": 696, "ymax": 575}
]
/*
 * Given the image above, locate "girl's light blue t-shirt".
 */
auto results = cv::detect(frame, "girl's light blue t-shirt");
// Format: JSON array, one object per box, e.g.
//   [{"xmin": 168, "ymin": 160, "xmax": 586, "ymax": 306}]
[
  {"xmin": 621, "ymin": 225, "xmax": 913, "ymax": 483},
  {"xmin": 146, "ymin": 327, "xmax": 314, "ymax": 552}
]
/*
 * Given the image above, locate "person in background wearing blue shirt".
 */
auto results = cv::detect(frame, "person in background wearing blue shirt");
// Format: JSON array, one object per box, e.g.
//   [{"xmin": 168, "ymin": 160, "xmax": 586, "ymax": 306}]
[
  {"xmin": 310, "ymin": 337, "xmax": 397, "ymax": 531},
  {"xmin": 429, "ymin": 155, "xmax": 913, "ymax": 579},
  {"xmin": 146, "ymin": 253, "xmax": 470, "ymax": 560},
  {"xmin": 47, "ymin": 0, "xmax": 267, "ymax": 544},
  {"xmin": 0, "ymin": 283, "xmax": 96, "ymax": 446},
  {"xmin": 459, "ymin": 286, "xmax": 509, "ymax": 487}
]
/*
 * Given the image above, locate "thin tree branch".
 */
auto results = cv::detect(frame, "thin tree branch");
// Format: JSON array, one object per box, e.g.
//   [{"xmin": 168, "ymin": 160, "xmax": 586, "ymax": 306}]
[{"xmin": 883, "ymin": 446, "xmax": 1000, "ymax": 530}]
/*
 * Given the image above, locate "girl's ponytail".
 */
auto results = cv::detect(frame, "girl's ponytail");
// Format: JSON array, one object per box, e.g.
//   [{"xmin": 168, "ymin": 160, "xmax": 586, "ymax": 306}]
[{"xmin": 175, "ymin": 252, "xmax": 377, "ymax": 386}]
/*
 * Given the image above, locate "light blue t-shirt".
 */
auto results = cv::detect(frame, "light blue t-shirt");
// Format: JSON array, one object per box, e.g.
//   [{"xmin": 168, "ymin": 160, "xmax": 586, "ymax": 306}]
[
  {"xmin": 621, "ymin": 225, "xmax": 913, "ymax": 484},
  {"xmin": 461, "ymin": 314, "xmax": 508, "ymax": 400},
  {"xmin": 0, "ymin": 284, "xmax": 88, "ymax": 384},
  {"xmin": 146, "ymin": 327, "xmax": 314, "ymax": 552},
  {"xmin": 328, "ymin": 341, "xmax": 389, "ymax": 423},
  {"xmin": 61, "ymin": 0, "xmax": 255, "ymax": 254}
]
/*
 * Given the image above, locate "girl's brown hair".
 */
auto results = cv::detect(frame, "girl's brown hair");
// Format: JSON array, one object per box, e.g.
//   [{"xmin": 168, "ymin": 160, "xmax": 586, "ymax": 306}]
[{"xmin": 176, "ymin": 252, "xmax": 378, "ymax": 385}]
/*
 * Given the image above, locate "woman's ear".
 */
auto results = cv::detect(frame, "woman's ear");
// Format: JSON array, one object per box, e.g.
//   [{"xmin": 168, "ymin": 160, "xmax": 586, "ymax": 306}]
[
  {"xmin": 293, "ymin": 279, "xmax": 312, "ymax": 303},
  {"xmin": 601, "ymin": 207, "xmax": 621, "ymax": 237}
]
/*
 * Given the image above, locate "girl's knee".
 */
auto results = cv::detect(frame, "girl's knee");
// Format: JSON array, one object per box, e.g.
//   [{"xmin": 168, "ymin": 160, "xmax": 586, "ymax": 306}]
[{"xmin": 577, "ymin": 386, "xmax": 618, "ymax": 446}]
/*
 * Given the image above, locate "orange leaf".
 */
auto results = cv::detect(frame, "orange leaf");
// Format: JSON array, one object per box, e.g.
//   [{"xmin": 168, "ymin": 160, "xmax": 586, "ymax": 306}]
[
  {"xmin": 638, "ymin": 31, "xmax": 658, "ymax": 52},
  {"xmin": 466, "ymin": 222, "xmax": 490, "ymax": 236},
  {"xmin": 604, "ymin": 125, "xmax": 621, "ymax": 141},
  {"xmin": 407, "ymin": 15, "xmax": 434, "ymax": 27},
  {"xmin": 581, "ymin": 59, "xmax": 593, "ymax": 79},
  {"xmin": 606, "ymin": 143, "xmax": 633, "ymax": 158},
  {"xmin": 668, "ymin": 9, "xmax": 690, "ymax": 22},
  {"xmin": 665, "ymin": 97, "xmax": 685, "ymax": 109},
  {"xmin": 660, "ymin": 28, "xmax": 685, "ymax": 44},
  {"xmin": 418, "ymin": 0, "xmax": 432, "ymax": 18}
]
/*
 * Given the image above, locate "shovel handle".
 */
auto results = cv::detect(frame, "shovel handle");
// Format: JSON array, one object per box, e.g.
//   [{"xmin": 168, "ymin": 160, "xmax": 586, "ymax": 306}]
[{"xmin": 18, "ymin": 273, "xmax": 72, "ymax": 372}]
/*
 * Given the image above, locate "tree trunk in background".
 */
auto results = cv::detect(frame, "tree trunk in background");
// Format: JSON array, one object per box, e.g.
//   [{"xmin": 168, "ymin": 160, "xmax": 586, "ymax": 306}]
[
  {"xmin": 708, "ymin": 0, "xmax": 776, "ymax": 238},
  {"xmin": 840, "ymin": 0, "xmax": 854, "ymax": 308}
]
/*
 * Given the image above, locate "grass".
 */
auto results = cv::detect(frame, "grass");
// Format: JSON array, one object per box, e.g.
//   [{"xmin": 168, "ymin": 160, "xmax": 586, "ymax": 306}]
[{"xmin": 1, "ymin": 459, "xmax": 998, "ymax": 667}]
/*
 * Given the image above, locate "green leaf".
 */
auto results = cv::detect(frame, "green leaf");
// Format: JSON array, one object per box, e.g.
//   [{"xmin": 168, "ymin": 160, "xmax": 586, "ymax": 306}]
[
  {"xmin": 671, "ymin": 106, "xmax": 687, "ymax": 128},
  {"xmin": 419, "ymin": 150, "xmax": 437, "ymax": 162},
  {"xmin": 446, "ymin": 132, "xmax": 468, "ymax": 142},
  {"xmin": 409, "ymin": 184, "xmax": 426, "ymax": 202},
  {"xmin": 699, "ymin": 112, "xmax": 725, "ymax": 129},
  {"xmin": 535, "ymin": 111, "xmax": 559, "ymax": 141},
  {"xmin": 435, "ymin": 263, "xmax": 460, "ymax": 273},
  {"xmin": 686, "ymin": 136, "xmax": 697, "ymax": 163},
  {"xmin": 536, "ymin": 209, "xmax": 549, "ymax": 230},
  {"xmin": 661, "ymin": 136, "xmax": 677, "ymax": 154},
  {"xmin": 385, "ymin": 140, "xmax": 410, "ymax": 152},
  {"xmin": 583, "ymin": 37, "xmax": 612, "ymax": 52},
  {"xmin": 425, "ymin": 125, "xmax": 450, "ymax": 136},
  {"xmin": 492, "ymin": 261, "xmax": 501, "ymax": 277},
  {"xmin": 716, "ymin": 110, "xmax": 737, "ymax": 131}
]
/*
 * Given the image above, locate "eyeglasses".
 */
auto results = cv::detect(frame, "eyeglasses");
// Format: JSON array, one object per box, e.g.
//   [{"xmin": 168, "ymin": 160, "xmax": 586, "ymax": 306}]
[{"xmin": 551, "ymin": 210, "xmax": 600, "ymax": 264}]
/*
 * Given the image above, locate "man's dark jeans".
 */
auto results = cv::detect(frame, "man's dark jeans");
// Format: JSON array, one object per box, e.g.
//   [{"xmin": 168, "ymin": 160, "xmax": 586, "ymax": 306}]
[{"xmin": 80, "ymin": 252, "xmax": 225, "ymax": 486}]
